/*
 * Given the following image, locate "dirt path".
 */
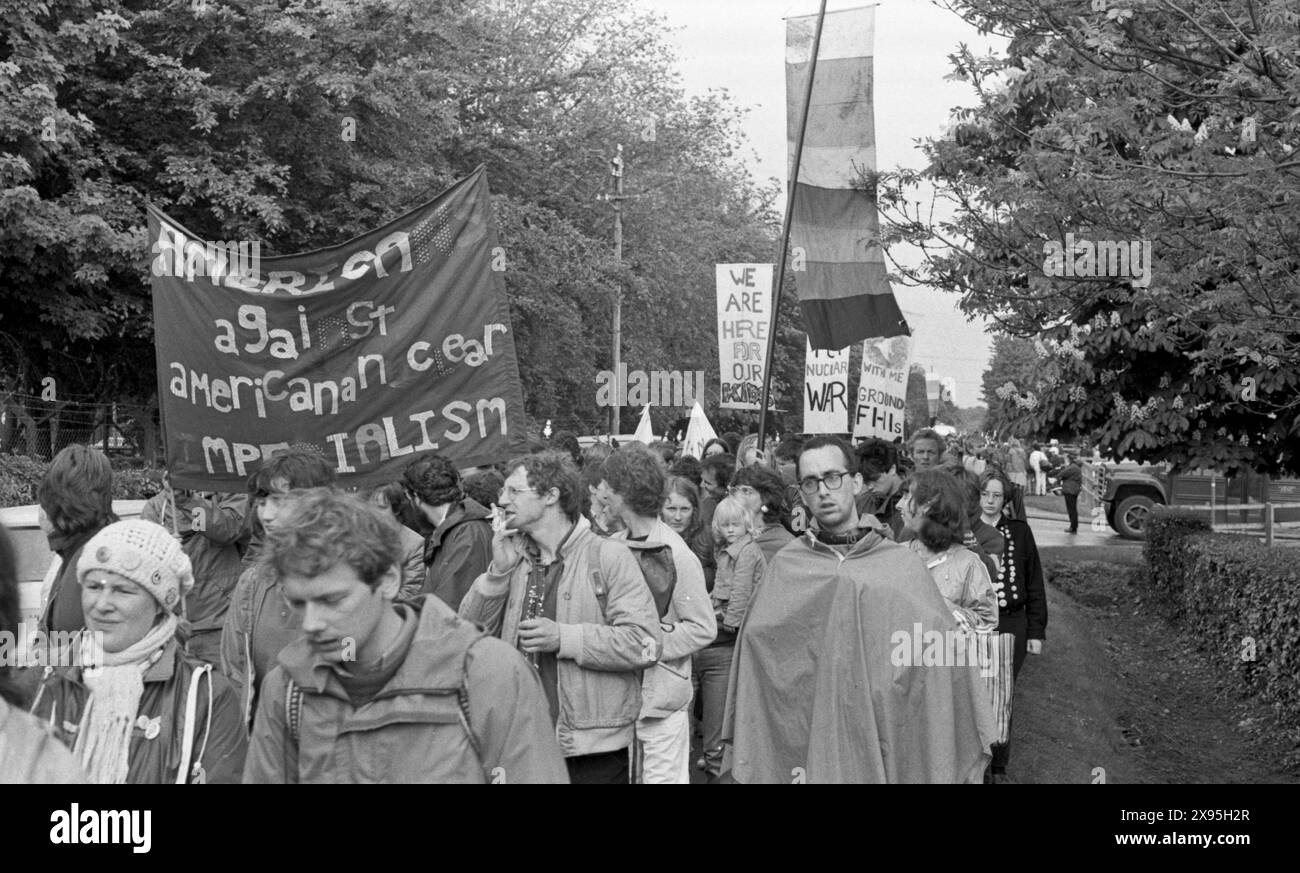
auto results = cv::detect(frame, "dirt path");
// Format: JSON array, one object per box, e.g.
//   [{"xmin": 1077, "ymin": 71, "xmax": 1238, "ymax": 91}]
[{"xmin": 1008, "ymin": 549, "xmax": 1298, "ymax": 784}]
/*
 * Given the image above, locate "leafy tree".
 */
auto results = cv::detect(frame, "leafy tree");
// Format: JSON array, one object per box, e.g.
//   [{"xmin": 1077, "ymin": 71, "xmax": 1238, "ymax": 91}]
[
  {"xmin": 946, "ymin": 405, "xmax": 988, "ymax": 433},
  {"xmin": 876, "ymin": 0, "xmax": 1300, "ymax": 474},
  {"xmin": 981, "ymin": 334, "xmax": 1040, "ymax": 437},
  {"xmin": 1, "ymin": 0, "xmax": 792, "ymax": 453}
]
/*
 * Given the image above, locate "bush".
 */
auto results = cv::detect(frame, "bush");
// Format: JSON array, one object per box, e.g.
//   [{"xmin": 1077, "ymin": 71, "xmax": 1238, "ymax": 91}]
[
  {"xmin": 1140, "ymin": 513, "xmax": 1300, "ymax": 728},
  {"xmin": 0, "ymin": 453, "xmax": 165, "ymax": 507},
  {"xmin": 112, "ymin": 467, "xmax": 165, "ymax": 500},
  {"xmin": 1178, "ymin": 534, "xmax": 1300, "ymax": 723},
  {"xmin": 0, "ymin": 454, "xmax": 48, "ymax": 507},
  {"xmin": 1142, "ymin": 506, "xmax": 1211, "ymax": 610}
]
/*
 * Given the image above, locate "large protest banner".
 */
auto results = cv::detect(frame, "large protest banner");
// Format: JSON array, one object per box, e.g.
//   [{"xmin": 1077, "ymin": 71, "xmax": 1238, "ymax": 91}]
[
  {"xmin": 852, "ymin": 335, "xmax": 912, "ymax": 440},
  {"xmin": 803, "ymin": 340, "xmax": 850, "ymax": 433},
  {"xmin": 149, "ymin": 167, "xmax": 527, "ymax": 490},
  {"xmin": 715, "ymin": 264, "xmax": 773, "ymax": 410}
]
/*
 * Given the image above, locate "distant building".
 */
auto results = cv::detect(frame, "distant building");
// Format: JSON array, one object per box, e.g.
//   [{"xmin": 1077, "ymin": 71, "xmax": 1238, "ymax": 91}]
[{"xmin": 926, "ymin": 376, "xmax": 955, "ymax": 417}]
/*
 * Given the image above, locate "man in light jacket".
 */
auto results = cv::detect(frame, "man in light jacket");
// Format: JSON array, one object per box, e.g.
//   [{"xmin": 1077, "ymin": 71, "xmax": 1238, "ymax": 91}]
[
  {"xmin": 602, "ymin": 446, "xmax": 715, "ymax": 784},
  {"xmin": 459, "ymin": 452, "xmax": 663, "ymax": 784}
]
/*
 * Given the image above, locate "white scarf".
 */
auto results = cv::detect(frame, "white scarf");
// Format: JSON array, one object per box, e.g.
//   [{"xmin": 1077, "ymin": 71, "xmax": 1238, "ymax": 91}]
[{"xmin": 73, "ymin": 615, "xmax": 178, "ymax": 784}]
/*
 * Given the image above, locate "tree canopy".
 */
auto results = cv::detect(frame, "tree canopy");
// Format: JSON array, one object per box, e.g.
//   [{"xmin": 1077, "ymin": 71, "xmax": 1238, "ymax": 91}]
[
  {"xmin": 1, "ymin": 0, "xmax": 796, "ymax": 448},
  {"xmin": 877, "ymin": 0, "xmax": 1300, "ymax": 474}
]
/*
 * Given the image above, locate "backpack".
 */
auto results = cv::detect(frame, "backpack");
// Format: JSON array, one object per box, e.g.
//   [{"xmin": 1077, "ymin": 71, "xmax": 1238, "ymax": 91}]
[
  {"xmin": 588, "ymin": 537, "xmax": 677, "ymax": 618},
  {"xmin": 285, "ymin": 631, "xmax": 489, "ymax": 775}
]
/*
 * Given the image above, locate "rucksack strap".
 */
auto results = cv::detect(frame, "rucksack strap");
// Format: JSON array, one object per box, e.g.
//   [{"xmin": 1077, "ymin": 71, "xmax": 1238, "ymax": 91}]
[{"xmin": 587, "ymin": 538, "xmax": 610, "ymax": 614}]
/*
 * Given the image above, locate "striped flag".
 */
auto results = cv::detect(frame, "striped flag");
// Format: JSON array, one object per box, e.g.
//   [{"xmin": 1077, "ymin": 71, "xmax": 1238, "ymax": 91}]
[{"xmin": 786, "ymin": 5, "xmax": 909, "ymax": 349}]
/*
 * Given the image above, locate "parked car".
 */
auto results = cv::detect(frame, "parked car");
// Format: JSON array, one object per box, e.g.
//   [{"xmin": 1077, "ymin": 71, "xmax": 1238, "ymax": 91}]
[
  {"xmin": 0, "ymin": 500, "xmax": 146, "ymax": 625},
  {"xmin": 1100, "ymin": 465, "xmax": 1300, "ymax": 539}
]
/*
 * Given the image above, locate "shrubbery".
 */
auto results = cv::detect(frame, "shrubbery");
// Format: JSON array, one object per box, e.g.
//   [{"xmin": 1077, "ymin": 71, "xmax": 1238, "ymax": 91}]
[
  {"xmin": 0, "ymin": 454, "xmax": 48, "ymax": 507},
  {"xmin": 0, "ymin": 453, "xmax": 165, "ymax": 508},
  {"xmin": 1141, "ymin": 505, "xmax": 1300, "ymax": 726},
  {"xmin": 1142, "ymin": 507, "xmax": 1211, "ymax": 611}
]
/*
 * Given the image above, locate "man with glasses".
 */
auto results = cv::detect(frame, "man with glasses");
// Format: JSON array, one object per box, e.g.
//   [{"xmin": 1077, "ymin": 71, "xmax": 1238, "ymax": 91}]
[
  {"xmin": 721, "ymin": 435, "xmax": 996, "ymax": 783},
  {"xmin": 459, "ymin": 452, "xmax": 663, "ymax": 784}
]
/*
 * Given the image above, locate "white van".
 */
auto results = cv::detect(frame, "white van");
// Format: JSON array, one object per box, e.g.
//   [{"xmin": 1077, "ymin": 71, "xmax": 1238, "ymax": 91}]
[{"xmin": 0, "ymin": 501, "xmax": 147, "ymax": 625}]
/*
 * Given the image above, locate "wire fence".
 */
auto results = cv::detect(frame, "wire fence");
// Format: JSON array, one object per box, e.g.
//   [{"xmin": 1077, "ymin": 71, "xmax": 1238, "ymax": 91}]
[{"xmin": 0, "ymin": 394, "xmax": 160, "ymax": 463}]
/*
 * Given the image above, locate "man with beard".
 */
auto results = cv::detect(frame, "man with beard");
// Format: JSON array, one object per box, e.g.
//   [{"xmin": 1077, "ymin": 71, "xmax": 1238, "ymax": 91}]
[{"xmin": 721, "ymin": 435, "xmax": 995, "ymax": 783}]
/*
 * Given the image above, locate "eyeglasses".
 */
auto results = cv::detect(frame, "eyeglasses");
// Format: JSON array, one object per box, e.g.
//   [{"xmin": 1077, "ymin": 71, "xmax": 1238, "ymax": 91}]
[
  {"xmin": 499, "ymin": 484, "xmax": 538, "ymax": 500},
  {"xmin": 727, "ymin": 484, "xmax": 758, "ymax": 497},
  {"xmin": 799, "ymin": 471, "xmax": 849, "ymax": 494}
]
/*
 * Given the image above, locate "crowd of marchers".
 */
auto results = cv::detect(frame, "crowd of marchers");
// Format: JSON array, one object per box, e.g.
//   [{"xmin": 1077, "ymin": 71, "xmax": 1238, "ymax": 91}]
[{"xmin": 0, "ymin": 426, "xmax": 1048, "ymax": 784}]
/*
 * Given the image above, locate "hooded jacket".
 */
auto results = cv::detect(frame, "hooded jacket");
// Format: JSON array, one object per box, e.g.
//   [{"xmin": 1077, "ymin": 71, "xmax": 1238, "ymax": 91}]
[
  {"xmin": 243, "ymin": 596, "xmax": 568, "ymax": 784},
  {"xmin": 721, "ymin": 526, "xmax": 996, "ymax": 783},
  {"xmin": 29, "ymin": 640, "xmax": 247, "ymax": 784},
  {"xmin": 422, "ymin": 498, "xmax": 493, "ymax": 611},
  {"xmin": 612, "ymin": 518, "xmax": 716, "ymax": 719},
  {"xmin": 458, "ymin": 515, "xmax": 662, "ymax": 758}
]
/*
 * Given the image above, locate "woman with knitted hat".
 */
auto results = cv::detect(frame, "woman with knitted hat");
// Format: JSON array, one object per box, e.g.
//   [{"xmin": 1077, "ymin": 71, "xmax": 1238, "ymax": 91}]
[{"xmin": 29, "ymin": 519, "xmax": 247, "ymax": 783}]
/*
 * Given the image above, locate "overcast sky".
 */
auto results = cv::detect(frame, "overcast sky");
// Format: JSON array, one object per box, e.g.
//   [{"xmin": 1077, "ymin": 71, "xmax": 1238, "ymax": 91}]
[{"xmin": 639, "ymin": 0, "xmax": 1005, "ymax": 407}]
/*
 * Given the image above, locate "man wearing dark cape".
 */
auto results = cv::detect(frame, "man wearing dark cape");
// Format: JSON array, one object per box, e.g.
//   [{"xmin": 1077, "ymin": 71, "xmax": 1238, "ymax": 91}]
[{"xmin": 721, "ymin": 436, "xmax": 996, "ymax": 783}]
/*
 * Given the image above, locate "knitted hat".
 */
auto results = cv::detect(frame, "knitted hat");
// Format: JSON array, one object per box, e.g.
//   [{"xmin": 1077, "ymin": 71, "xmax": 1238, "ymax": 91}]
[{"xmin": 77, "ymin": 519, "xmax": 195, "ymax": 612}]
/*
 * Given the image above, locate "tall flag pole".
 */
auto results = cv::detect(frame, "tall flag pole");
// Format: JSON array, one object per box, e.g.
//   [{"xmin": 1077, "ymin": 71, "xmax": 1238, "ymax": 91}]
[
  {"xmin": 757, "ymin": 0, "xmax": 828, "ymax": 452},
  {"xmin": 761, "ymin": 2, "xmax": 912, "ymax": 451}
]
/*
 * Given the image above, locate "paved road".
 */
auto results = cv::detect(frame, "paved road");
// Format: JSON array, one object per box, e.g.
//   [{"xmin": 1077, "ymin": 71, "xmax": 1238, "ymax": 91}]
[{"xmin": 1023, "ymin": 511, "xmax": 1144, "ymax": 551}]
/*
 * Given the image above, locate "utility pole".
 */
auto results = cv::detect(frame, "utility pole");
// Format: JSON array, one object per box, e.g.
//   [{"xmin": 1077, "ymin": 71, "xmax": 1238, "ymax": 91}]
[{"xmin": 598, "ymin": 144, "xmax": 629, "ymax": 435}]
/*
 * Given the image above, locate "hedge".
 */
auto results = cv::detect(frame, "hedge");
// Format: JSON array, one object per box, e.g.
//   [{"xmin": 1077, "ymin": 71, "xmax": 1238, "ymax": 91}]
[
  {"xmin": 1142, "ymin": 506, "xmax": 1211, "ymax": 612},
  {"xmin": 0, "ymin": 453, "xmax": 166, "ymax": 508},
  {"xmin": 1141, "ymin": 505, "xmax": 1300, "ymax": 726}
]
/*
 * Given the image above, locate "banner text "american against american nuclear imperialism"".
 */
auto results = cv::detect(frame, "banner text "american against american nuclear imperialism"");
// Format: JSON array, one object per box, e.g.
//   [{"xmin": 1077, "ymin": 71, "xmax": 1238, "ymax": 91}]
[{"xmin": 148, "ymin": 168, "xmax": 527, "ymax": 489}]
